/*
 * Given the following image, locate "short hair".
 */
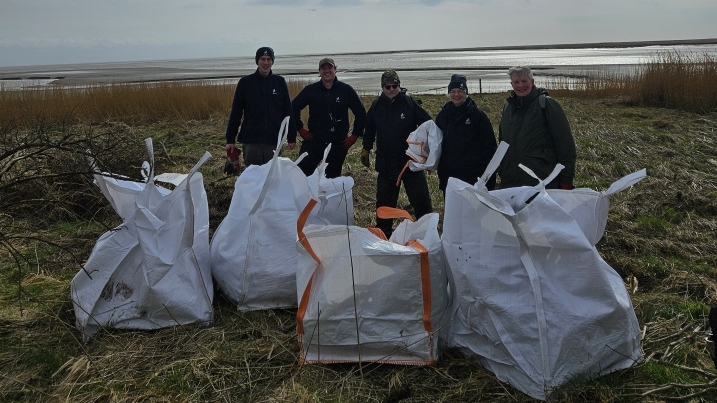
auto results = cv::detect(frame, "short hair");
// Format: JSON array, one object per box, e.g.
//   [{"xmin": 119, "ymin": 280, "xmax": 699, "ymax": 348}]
[{"xmin": 508, "ymin": 66, "xmax": 533, "ymax": 80}]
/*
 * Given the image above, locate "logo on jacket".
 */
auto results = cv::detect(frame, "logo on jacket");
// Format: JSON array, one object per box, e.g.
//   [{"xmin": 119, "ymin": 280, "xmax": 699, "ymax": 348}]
[
  {"xmin": 465, "ymin": 118, "xmax": 472, "ymax": 125},
  {"xmin": 272, "ymin": 89, "xmax": 277, "ymax": 95},
  {"xmin": 335, "ymin": 97, "xmax": 341, "ymax": 103},
  {"xmin": 400, "ymin": 113, "xmax": 405, "ymax": 120}
]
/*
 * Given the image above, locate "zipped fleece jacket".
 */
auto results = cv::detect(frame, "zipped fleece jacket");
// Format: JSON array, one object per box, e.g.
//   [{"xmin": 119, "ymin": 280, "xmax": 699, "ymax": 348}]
[
  {"xmin": 498, "ymin": 87, "xmax": 576, "ymax": 188},
  {"xmin": 363, "ymin": 91, "xmax": 432, "ymax": 178},
  {"xmin": 436, "ymin": 97, "xmax": 498, "ymax": 191},
  {"xmin": 291, "ymin": 77, "xmax": 366, "ymax": 143},
  {"xmin": 225, "ymin": 70, "xmax": 296, "ymax": 145}
]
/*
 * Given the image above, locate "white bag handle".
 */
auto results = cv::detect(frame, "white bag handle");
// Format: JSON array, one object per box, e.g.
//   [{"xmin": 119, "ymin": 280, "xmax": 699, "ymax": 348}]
[
  {"xmin": 519, "ymin": 163, "xmax": 564, "ymax": 188},
  {"xmin": 476, "ymin": 141, "xmax": 509, "ymax": 188},
  {"xmin": 250, "ymin": 116, "xmax": 291, "ymax": 215},
  {"xmin": 143, "ymin": 138, "xmax": 155, "ymax": 181},
  {"xmin": 605, "ymin": 168, "xmax": 647, "ymax": 196}
]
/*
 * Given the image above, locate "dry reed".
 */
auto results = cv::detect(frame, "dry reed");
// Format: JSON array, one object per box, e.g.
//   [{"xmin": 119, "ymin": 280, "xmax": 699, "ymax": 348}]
[{"xmin": 547, "ymin": 51, "xmax": 717, "ymax": 114}]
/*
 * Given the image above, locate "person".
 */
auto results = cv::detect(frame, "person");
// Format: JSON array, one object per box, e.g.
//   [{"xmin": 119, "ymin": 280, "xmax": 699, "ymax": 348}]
[
  {"xmin": 225, "ymin": 46, "xmax": 295, "ymax": 170},
  {"xmin": 497, "ymin": 66, "xmax": 576, "ymax": 189},
  {"xmin": 361, "ymin": 70, "xmax": 433, "ymax": 238},
  {"xmin": 435, "ymin": 74, "xmax": 498, "ymax": 196},
  {"xmin": 292, "ymin": 57, "xmax": 366, "ymax": 178}
]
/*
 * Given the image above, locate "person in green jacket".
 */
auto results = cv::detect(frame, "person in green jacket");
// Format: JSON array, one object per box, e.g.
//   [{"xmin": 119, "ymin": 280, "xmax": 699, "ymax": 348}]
[{"xmin": 498, "ymin": 66, "xmax": 576, "ymax": 189}]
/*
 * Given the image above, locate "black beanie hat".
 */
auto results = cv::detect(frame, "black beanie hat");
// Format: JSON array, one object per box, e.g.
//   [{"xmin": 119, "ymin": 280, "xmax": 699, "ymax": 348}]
[
  {"xmin": 255, "ymin": 47, "xmax": 275, "ymax": 64},
  {"xmin": 448, "ymin": 74, "xmax": 468, "ymax": 93}
]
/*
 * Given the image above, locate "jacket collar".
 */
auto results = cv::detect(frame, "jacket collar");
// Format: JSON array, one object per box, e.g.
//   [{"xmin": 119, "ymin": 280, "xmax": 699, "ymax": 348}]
[
  {"xmin": 378, "ymin": 89, "xmax": 406, "ymax": 105},
  {"xmin": 253, "ymin": 69, "xmax": 273, "ymax": 79},
  {"xmin": 507, "ymin": 86, "xmax": 546, "ymax": 107},
  {"xmin": 443, "ymin": 96, "xmax": 476, "ymax": 116}
]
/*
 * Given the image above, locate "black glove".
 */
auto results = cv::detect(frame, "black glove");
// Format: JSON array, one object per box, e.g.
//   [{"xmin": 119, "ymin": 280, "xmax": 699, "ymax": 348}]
[{"xmin": 360, "ymin": 149, "xmax": 370, "ymax": 168}]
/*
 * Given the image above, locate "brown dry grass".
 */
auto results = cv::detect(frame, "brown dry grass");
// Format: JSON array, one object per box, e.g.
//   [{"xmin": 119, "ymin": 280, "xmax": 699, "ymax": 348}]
[
  {"xmin": 2, "ymin": 71, "xmax": 717, "ymax": 402},
  {"xmin": 547, "ymin": 51, "xmax": 717, "ymax": 114}
]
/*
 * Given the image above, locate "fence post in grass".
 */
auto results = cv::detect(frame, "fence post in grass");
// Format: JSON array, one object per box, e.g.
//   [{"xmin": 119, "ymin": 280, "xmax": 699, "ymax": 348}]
[{"xmin": 479, "ymin": 79, "xmax": 482, "ymax": 94}]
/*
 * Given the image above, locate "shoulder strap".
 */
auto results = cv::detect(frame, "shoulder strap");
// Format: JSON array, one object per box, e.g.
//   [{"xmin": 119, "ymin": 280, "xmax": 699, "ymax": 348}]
[{"xmin": 539, "ymin": 93, "xmax": 548, "ymax": 126}]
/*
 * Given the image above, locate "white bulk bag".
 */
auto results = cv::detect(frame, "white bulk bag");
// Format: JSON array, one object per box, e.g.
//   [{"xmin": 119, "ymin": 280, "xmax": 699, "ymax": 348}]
[
  {"xmin": 211, "ymin": 117, "xmax": 313, "ymax": 310},
  {"xmin": 305, "ymin": 143, "xmax": 355, "ymax": 226},
  {"xmin": 296, "ymin": 206, "xmax": 449, "ymax": 365},
  {"xmin": 442, "ymin": 154, "xmax": 643, "ymax": 400},
  {"xmin": 72, "ymin": 138, "xmax": 213, "ymax": 342},
  {"xmin": 405, "ymin": 119, "xmax": 443, "ymax": 172}
]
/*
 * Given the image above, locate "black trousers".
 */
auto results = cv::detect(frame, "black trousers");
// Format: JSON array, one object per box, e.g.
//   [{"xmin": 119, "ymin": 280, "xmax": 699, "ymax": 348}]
[
  {"xmin": 243, "ymin": 143, "xmax": 277, "ymax": 167},
  {"xmin": 297, "ymin": 139, "xmax": 348, "ymax": 179},
  {"xmin": 375, "ymin": 169, "xmax": 433, "ymax": 237}
]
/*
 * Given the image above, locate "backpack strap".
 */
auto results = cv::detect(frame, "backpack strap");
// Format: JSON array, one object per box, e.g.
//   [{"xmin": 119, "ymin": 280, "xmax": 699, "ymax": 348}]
[{"xmin": 539, "ymin": 93, "xmax": 548, "ymax": 125}]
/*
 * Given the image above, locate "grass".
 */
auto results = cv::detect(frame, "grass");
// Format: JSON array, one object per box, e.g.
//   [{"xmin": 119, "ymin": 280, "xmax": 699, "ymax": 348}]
[
  {"xmin": 546, "ymin": 51, "xmax": 717, "ymax": 114},
  {"xmin": 2, "ymin": 54, "xmax": 717, "ymax": 402}
]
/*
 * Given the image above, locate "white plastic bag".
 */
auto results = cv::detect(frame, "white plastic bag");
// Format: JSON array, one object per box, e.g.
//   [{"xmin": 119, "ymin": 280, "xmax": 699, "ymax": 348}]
[
  {"xmin": 72, "ymin": 139, "xmax": 213, "ymax": 341},
  {"xmin": 405, "ymin": 119, "xmax": 443, "ymax": 172},
  {"xmin": 296, "ymin": 206, "xmax": 449, "ymax": 365},
  {"xmin": 441, "ymin": 146, "xmax": 643, "ymax": 400},
  {"xmin": 211, "ymin": 117, "xmax": 313, "ymax": 310}
]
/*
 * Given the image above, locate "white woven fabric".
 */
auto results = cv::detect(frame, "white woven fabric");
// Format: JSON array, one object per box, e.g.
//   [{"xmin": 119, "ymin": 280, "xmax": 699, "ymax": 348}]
[
  {"xmin": 72, "ymin": 138, "xmax": 213, "ymax": 341},
  {"xmin": 296, "ymin": 212, "xmax": 449, "ymax": 365},
  {"xmin": 441, "ymin": 144, "xmax": 643, "ymax": 400}
]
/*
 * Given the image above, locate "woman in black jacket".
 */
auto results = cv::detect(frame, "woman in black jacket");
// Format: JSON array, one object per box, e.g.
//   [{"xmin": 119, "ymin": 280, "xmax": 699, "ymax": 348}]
[{"xmin": 436, "ymin": 74, "xmax": 498, "ymax": 196}]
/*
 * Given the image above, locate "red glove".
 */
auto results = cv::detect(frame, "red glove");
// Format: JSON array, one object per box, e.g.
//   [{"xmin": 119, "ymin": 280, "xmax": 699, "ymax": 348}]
[
  {"xmin": 558, "ymin": 182, "xmax": 574, "ymax": 190},
  {"xmin": 343, "ymin": 134, "xmax": 358, "ymax": 149},
  {"xmin": 298, "ymin": 128, "xmax": 313, "ymax": 140},
  {"xmin": 224, "ymin": 146, "xmax": 241, "ymax": 175}
]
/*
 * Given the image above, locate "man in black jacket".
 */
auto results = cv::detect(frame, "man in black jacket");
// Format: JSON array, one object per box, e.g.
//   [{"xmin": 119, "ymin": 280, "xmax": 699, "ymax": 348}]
[
  {"xmin": 436, "ymin": 74, "xmax": 498, "ymax": 196},
  {"xmin": 362, "ymin": 70, "xmax": 433, "ymax": 237},
  {"xmin": 292, "ymin": 57, "xmax": 366, "ymax": 178},
  {"xmin": 225, "ymin": 46, "xmax": 296, "ymax": 169}
]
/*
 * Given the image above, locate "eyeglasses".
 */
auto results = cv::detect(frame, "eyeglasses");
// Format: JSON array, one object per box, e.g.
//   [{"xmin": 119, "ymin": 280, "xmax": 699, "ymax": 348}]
[{"xmin": 384, "ymin": 84, "xmax": 399, "ymax": 90}]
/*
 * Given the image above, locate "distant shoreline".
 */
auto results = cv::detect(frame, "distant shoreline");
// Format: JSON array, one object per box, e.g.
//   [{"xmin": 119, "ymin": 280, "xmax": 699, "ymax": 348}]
[{"xmin": 293, "ymin": 38, "xmax": 717, "ymax": 58}]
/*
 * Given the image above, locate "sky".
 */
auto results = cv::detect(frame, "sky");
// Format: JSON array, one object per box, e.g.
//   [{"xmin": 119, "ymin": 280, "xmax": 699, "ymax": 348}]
[{"xmin": 1, "ymin": 0, "xmax": 716, "ymax": 67}]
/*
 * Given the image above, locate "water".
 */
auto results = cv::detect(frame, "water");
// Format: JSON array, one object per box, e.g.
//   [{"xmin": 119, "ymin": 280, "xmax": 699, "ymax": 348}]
[{"xmin": 1, "ymin": 44, "xmax": 715, "ymax": 94}]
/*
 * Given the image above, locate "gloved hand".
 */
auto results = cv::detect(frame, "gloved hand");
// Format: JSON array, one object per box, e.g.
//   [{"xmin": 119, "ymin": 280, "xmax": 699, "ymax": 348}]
[
  {"xmin": 224, "ymin": 145, "xmax": 241, "ymax": 175},
  {"xmin": 298, "ymin": 128, "xmax": 313, "ymax": 140},
  {"xmin": 360, "ymin": 149, "xmax": 370, "ymax": 168},
  {"xmin": 342, "ymin": 134, "xmax": 358, "ymax": 150},
  {"xmin": 558, "ymin": 181, "xmax": 574, "ymax": 190}
]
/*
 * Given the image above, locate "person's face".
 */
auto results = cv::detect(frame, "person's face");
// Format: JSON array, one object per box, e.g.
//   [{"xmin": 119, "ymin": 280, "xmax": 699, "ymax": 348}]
[
  {"xmin": 382, "ymin": 82, "xmax": 400, "ymax": 99},
  {"xmin": 319, "ymin": 64, "xmax": 336, "ymax": 84},
  {"xmin": 449, "ymin": 88, "xmax": 467, "ymax": 106},
  {"xmin": 257, "ymin": 56, "xmax": 273, "ymax": 76},
  {"xmin": 511, "ymin": 73, "xmax": 534, "ymax": 97}
]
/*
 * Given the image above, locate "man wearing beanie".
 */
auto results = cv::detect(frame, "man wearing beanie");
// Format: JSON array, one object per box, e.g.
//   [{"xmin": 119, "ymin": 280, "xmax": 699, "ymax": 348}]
[
  {"xmin": 225, "ymin": 46, "xmax": 296, "ymax": 170},
  {"xmin": 498, "ymin": 66, "xmax": 576, "ymax": 189},
  {"xmin": 362, "ymin": 70, "xmax": 433, "ymax": 237},
  {"xmin": 292, "ymin": 57, "xmax": 366, "ymax": 178},
  {"xmin": 436, "ymin": 74, "xmax": 498, "ymax": 196}
]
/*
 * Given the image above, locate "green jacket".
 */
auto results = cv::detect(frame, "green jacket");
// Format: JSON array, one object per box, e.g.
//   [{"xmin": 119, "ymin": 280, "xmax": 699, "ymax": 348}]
[{"xmin": 498, "ymin": 87, "xmax": 576, "ymax": 188}]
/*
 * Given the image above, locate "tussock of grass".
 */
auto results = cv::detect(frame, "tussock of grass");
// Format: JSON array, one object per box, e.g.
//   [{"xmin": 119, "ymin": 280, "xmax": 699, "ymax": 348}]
[{"xmin": 2, "ymin": 70, "xmax": 717, "ymax": 401}]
